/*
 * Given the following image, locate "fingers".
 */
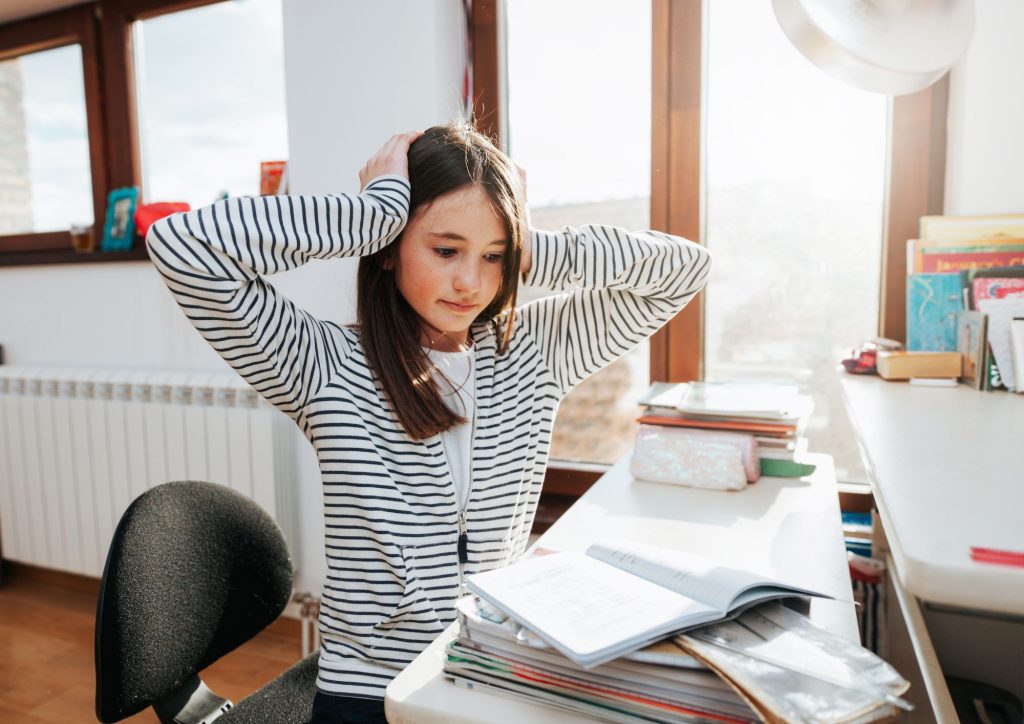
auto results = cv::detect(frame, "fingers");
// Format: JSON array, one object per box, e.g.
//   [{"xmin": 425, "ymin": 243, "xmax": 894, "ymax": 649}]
[{"xmin": 359, "ymin": 130, "xmax": 425, "ymax": 190}]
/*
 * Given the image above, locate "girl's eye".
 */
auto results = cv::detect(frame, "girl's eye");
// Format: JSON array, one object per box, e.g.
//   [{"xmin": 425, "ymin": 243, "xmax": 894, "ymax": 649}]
[
  {"xmin": 485, "ymin": 254, "xmax": 505, "ymax": 263},
  {"xmin": 435, "ymin": 248, "xmax": 456, "ymax": 258}
]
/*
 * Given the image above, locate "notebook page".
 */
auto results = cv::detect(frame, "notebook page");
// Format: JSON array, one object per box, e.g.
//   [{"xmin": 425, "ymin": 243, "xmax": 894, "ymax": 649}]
[
  {"xmin": 466, "ymin": 552, "xmax": 718, "ymax": 664},
  {"xmin": 587, "ymin": 539, "xmax": 780, "ymax": 613}
]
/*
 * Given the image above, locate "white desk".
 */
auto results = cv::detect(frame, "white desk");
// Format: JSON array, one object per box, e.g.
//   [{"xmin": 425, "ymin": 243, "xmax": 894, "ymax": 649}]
[
  {"xmin": 385, "ymin": 451, "xmax": 856, "ymax": 723},
  {"xmin": 840, "ymin": 375, "xmax": 1024, "ymax": 615},
  {"xmin": 840, "ymin": 375, "xmax": 1024, "ymax": 720}
]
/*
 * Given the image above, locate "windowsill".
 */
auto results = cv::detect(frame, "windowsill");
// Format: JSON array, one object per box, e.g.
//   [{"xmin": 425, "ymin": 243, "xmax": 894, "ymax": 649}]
[{"xmin": 0, "ymin": 247, "xmax": 150, "ymax": 267}]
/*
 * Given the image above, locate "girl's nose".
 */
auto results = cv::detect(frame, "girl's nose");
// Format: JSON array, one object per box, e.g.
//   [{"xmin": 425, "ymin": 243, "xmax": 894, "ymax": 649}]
[{"xmin": 453, "ymin": 261, "xmax": 481, "ymax": 292}]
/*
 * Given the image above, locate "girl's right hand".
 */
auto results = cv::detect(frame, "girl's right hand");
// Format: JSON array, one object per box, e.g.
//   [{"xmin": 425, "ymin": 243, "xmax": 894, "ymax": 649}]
[{"xmin": 359, "ymin": 131, "xmax": 424, "ymax": 191}]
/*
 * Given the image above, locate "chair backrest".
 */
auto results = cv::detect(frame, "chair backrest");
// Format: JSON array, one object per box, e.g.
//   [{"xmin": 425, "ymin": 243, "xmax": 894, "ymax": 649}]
[{"xmin": 95, "ymin": 480, "xmax": 294, "ymax": 722}]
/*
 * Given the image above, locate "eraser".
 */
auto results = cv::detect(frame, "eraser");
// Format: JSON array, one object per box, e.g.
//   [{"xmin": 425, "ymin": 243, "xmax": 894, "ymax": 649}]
[{"xmin": 908, "ymin": 377, "xmax": 958, "ymax": 387}]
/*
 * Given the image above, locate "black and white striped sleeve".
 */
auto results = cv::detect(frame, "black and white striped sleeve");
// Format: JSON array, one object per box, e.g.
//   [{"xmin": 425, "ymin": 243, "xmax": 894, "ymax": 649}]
[
  {"xmin": 517, "ymin": 224, "xmax": 711, "ymax": 398},
  {"xmin": 145, "ymin": 175, "xmax": 411, "ymax": 420}
]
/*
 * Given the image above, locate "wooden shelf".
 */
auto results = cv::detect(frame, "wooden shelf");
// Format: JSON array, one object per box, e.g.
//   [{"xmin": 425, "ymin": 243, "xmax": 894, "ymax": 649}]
[{"xmin": 0, "ymin": 247, "xmax": 150, "ymax": 267}]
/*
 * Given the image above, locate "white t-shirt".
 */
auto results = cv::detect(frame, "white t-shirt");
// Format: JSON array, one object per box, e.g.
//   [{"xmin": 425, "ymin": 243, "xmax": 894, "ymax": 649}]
[{"xmin": 423, "ymin": 345, "xmax": 476, "ymax": 509}]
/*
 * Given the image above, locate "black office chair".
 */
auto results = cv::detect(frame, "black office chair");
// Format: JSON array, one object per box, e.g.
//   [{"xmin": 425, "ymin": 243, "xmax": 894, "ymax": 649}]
[{"xmin": 95, "ymin": 480, "xmax": 319, "ymax": 723}]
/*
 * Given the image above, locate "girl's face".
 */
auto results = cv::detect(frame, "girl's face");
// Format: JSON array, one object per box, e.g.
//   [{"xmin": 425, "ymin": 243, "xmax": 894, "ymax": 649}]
[{"xmin": 389, "ymin": 184, "xmax": 509, "ymax": 352}]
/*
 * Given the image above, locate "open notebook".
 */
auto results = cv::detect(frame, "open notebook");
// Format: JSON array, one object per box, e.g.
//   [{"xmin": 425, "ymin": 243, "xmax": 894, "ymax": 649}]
[{"xmin": 466, "ymin": 539, "xmax": 833, "ymax": 669}]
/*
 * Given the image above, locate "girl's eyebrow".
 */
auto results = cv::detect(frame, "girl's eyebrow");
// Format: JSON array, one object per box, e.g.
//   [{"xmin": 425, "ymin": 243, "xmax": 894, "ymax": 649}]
[{"xmin": 428, "ymin": 231, "xmax": 507, "ymax": 247}]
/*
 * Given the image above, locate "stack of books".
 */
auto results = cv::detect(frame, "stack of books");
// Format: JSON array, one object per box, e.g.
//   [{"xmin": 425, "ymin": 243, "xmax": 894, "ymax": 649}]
[
  {"xmin": 448, "ymin": 595, "xmax": 756, "ymax": 723},
  {"xmin": 442, "ymin": 540, "xmax": 910, "ymax": 723},
  {"xmin": 904, "ymin": 213, "xmax": 1024, "ymax": 391},
  {"xmin": 636, "ymin": 381, "xmax": 814, "ymax": 465}
]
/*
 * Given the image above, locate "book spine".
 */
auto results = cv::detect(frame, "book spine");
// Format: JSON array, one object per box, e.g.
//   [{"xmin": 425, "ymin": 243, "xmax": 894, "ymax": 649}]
[{"xmin": 920, "ymin": 250, "xmax": 1024, "ymax": 274}]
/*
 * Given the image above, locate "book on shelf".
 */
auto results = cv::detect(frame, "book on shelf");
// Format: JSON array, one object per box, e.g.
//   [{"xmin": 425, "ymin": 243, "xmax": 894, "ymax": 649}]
[
  {"xmin": 957, "ymin": 310, "xmax": 988, "ymax": 389},
  {"xmin": 906, "ymin": 273, "xmax": 963, "ymax": 351},
  {"xmin": 973, "ymin": 277, "xmax": 1024, "ymax": 304},
  {"xmin": 906, "ymin": 237, "xmax": 1024, "ymax": 273},
  {"xmin": 919, "ymin": 213, "xmax": 1024, "ymax": 242},
  {"xmin": 921, "ymin": 247, "xmax": 1024, "ymax": 272},
  {"xmin": 465, "ymin": 538, "xmax": 833, "ymax": 670},
  {"xmin": 875, "ymin": 350, "xmax": 962, "ymax": 380},
  {"xmin": 977, "ymin": 296, "xmax": 1024, "ymax": 391},
  {"xmin": 959, "ymin": 265, "xmax": 1024, "ymax": 309},
  {"xmin": 1010, "ymin": 319, "xmax": 1024, "ymax": 392}
]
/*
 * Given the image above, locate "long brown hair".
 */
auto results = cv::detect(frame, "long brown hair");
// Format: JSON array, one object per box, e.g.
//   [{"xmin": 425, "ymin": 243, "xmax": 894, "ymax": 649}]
[{"xmin": 353, "ymin": 122, "xmax": 523, "ymax": 441}]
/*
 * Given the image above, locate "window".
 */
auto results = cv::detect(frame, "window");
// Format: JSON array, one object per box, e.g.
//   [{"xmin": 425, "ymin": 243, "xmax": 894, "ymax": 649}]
[
  {"xmin": 0, "ymin": 5, "xmax": 106, "ymax": 257},
  {"xmin": 0, "ymin": 0, "xmax": 288, "ymax": 264},
  {"xmin": 703, "ymin": 0, "xmax": 887, "ymax": 482},
  {"xmin": 0, "ymin": 44, "xmax": 94, "ymax": 235},
  {"xmin": 133, "ymin": 0, "xmax": 288, "ymax": 208},
  {"xmin": 507, "ymin": 0, "xmax": 652, "ymax": 465}
]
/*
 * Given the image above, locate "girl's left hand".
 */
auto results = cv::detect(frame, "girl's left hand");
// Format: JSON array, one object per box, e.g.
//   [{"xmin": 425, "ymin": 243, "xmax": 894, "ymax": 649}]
[
  {"xmin": 359, "ymin": 131, "xmax": 423, "ymax": 191},
  {"xmin": 516, "ymin": 164, "xmax": 532, "ymax": 276}
]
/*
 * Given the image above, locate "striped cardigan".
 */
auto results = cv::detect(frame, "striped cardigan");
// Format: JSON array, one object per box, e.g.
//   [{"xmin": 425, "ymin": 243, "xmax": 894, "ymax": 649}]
[{"xmin": 146, "ymin": 174, "xmax": 711, "ymax": 698}]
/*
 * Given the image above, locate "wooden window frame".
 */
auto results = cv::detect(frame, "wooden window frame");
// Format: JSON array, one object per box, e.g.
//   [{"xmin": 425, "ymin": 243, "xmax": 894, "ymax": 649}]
[
  {"xmin": 0, "ymin": 5, "xmax": 108, "ymax": 256},
  {"xmin": 0, "ymin": 0, "xmax": 223, "ymax": 266},
  {"xmin": 475, "ymin": 0, "xmax": 947, "ymax": 514}
]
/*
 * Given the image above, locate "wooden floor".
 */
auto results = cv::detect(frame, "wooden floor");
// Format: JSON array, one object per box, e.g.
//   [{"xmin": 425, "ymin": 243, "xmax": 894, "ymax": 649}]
[{"xmin": 0, "ymin": 563, "xmax": 307, "ymax": 723}]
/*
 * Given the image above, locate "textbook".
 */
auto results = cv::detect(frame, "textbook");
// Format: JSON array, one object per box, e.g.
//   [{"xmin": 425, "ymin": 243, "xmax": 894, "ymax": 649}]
[
  {"xmin": 444, "ymin": 595, "xmax": 759, "ymax": 722},
  {"xmin": 465, "ymin": 539, "xmax": 833, "ymax": 669}
]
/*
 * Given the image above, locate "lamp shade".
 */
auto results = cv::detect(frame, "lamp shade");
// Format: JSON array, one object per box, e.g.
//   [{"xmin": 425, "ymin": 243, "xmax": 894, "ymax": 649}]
[{"xmin": 772, "ymin": 0, "xmax": 974, "ymax": 95}]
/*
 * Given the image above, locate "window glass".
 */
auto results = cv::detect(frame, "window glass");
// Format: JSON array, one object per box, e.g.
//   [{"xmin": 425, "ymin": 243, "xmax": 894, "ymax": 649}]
[
  {"xmin": 133, "ymin": 0, "xmax": 288, "ymax": 208},
  {"xmin": 508, "ymin": 0, "xmax": 652, "ymax": 465},
  {"xmin": 0, "ymin": 44, "xmax": 93, "ymax": 234},
  {"xmin": 704, "ymin": 0, "xmax": 887, "ymax": 482}
]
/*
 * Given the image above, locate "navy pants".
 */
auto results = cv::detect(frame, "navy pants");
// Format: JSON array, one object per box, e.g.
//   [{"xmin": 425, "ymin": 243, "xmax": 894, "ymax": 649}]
[{"xmin": 309, "ymin": 692, "xmax": 387, "ymax": 723}]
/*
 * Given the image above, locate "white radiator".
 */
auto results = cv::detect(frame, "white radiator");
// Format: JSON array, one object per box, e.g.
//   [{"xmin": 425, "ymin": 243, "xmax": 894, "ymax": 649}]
[{"xmin": 0, "ymin": 366, "xmax": 297, "ymax": 579}]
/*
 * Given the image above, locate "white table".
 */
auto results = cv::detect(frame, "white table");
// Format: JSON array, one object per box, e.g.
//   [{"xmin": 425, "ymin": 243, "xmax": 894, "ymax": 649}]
[
  {"xmin": 840, "ymin": 375, "xmax": 1024, "ymax": 614},
  {"xmin": 840, "ymin": 375, "xmax": 1024, "ymax": 720},
  {"xmin": 385, "ymin": 451, "xmax": 856, "ymax": 723}
]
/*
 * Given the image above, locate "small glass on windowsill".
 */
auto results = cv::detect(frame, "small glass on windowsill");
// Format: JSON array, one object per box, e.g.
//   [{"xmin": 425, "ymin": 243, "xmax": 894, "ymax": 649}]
[{"xmin": 70, "ymin": 223, "xmax": 95, "ymax": 253}]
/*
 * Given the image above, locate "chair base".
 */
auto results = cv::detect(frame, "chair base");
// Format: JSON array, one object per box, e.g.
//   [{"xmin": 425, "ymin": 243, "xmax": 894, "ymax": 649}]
[{"xmin": 152, "ymin": 674, "xmax": 233, "ymax": 724}]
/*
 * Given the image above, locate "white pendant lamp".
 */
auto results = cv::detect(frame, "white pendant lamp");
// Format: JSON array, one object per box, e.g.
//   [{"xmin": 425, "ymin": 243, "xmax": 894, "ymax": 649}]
[{"xmin": 772, "ymin": 0, "xmax": 975, "ymax": 95}]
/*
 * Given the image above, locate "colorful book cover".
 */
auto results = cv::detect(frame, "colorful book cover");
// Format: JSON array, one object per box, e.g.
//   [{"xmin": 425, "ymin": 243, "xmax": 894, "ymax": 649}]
[
  {"xmin": 956, "ymin": 311, "xmax": 987, "ymax": 389},
  {"xmin": 906, "ymin": 273, "xmax": 963, "ymax": 351},
  {"xmin": 973, "ymin": 277, "xmax": 1024, "ymax": 303},
  {"xmin": 959, "ymin": 266, "xmax": 1024, "ymax": 309},
  {"xmin": 907, "ymin": 238, "xmax": 1024, "ymax": 273},
  {"xmin": 984, "ymin": 342, "xmax": 1006, "ymax": 391},
  {"xmin": 919, "ymin": 214, "xmax": 1024, "ymax": 241},
  {"xmin": 919, "ymin": 249, "xmax": 1024, "ymax": 273}
]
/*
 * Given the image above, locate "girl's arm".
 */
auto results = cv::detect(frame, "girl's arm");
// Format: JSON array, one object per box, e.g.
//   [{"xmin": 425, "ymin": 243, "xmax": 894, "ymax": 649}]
[
  {"xmin": 146, "ymin": 173, "xmax": 410, "ymax": 424},
  {"xmin": 146, "ymin": 132, "xmax": 420, "ymax": 424},
  {"xmin": 517, "ymin": 223, "xmax": 712, "ymax": 398}
]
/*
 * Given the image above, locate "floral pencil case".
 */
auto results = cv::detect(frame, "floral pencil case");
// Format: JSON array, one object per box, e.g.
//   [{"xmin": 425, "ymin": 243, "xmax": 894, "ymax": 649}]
[{"xmin": 629, "ymin": 425, "xmax": 760, "ymax": 491}]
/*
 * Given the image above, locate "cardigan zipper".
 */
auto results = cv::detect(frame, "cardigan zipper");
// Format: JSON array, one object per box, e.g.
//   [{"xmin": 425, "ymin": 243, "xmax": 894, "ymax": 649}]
[{"xmin": 439, "ymin": 408, "xmax": 476, "ymax": 596}]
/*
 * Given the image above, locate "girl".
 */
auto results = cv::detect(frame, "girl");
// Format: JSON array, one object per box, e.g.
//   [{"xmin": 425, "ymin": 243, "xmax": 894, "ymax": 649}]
[{"xmin": 146, "ymin": 122, "xmax": 711, "ymax": 722}]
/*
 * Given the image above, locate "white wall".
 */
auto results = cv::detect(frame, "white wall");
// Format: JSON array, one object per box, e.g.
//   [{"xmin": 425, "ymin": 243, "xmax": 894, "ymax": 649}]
[
  {"xmin": 280, "ymin": 0, "xmax": 466, "ymax": 594},
  {"xmin": 0, "ymin": 0, "xmax": 465, "ymax": 596},
  {"xmin": 945, "ymin": 1, "xmax": 1024, "ymax": 214}
]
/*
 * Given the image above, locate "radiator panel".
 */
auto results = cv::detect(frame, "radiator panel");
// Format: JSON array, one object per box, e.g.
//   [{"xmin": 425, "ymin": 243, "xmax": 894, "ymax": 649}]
[{"xmin": 0, "ymin": 367, "xmax": 297, "ymax": 579}]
